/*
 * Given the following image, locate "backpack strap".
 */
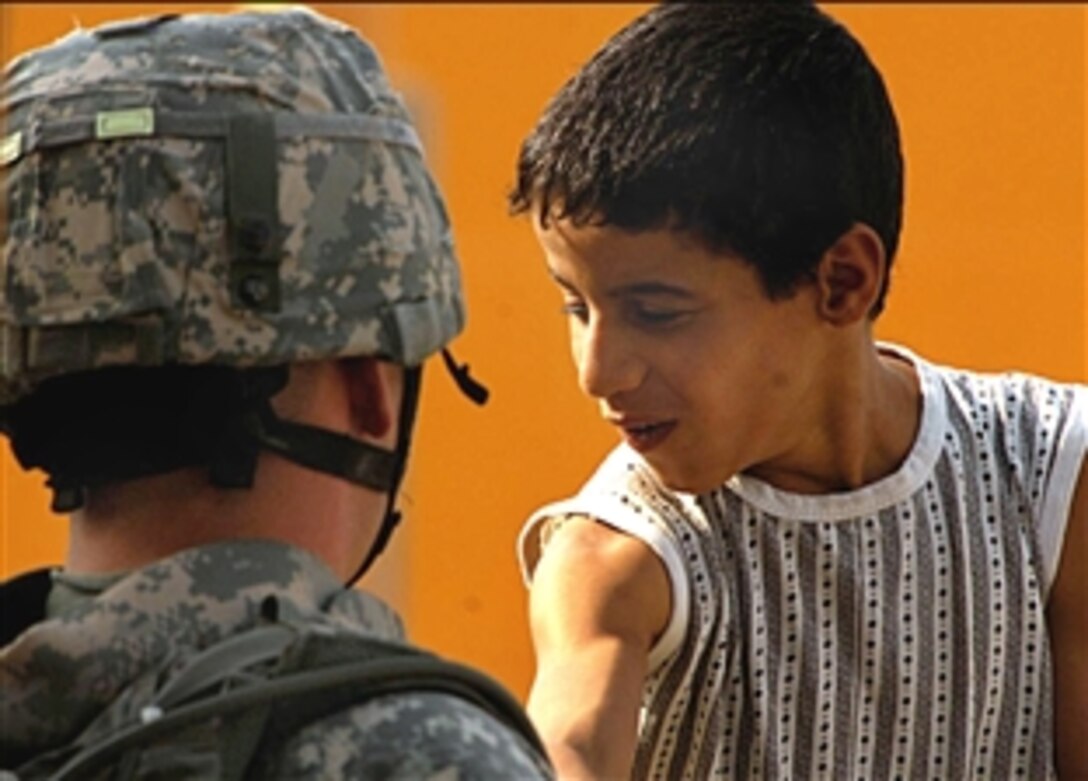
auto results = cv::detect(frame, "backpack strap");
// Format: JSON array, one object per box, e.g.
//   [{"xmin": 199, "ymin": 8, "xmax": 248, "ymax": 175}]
[
  {"xmin": 249, "ymin": 636, "xmax": 547, "ymax": 776},
  {"xmin": 151, "ymin": 624, "xmax": 295, "ymax": 711},
  {"xmin": 46, "ymin": 624, "xmax": 545, "ymax": 780}
]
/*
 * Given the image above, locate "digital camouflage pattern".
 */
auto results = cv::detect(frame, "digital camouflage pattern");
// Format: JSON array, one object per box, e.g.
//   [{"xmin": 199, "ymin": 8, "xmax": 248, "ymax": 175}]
[
  {"xmin": 261, "ymin": 688, "xmax": 553, "ymax": 779},
  {"xmin": 0, "ymin": 12, "xmax": 550, "ymax": 779},
  {"xmin": 0, "ymin": 539, "xmax": 551, "ymax": 779},
  {"xmin": 0, "ymin": 9, "xmax": 465, "ymax": 404}
]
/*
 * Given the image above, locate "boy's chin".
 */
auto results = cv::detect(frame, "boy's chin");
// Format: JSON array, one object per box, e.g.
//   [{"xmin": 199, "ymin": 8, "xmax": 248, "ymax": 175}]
[{"xmin": 643, "ymin": 457, "xmax": 724, "ymax": 496}]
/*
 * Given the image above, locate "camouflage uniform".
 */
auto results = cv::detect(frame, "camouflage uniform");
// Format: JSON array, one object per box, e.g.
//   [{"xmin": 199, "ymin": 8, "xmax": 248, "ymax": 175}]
[
  {"xmin": 1, "ymin": 9, "xmax": 550, "ymax": 779},
  {"xmin": 1, "ymin": 540, "xmax": 551, "ymax": 779}
]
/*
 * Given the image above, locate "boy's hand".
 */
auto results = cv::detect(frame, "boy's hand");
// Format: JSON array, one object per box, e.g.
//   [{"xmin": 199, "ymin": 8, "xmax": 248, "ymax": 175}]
[
  {"xmin": 1049, "ymin": 457, "xmax": 1088, "ymax": 779},
  {"xmin": 526, "ymin": 515, "xmax": 671, "ymax": 780}
]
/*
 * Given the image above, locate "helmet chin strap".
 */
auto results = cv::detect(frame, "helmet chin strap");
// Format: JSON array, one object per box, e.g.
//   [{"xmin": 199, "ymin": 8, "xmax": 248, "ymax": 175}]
[
  {"xmin": 237, "ymin": 367, "xmax": 421, "ymax": 587},
  {"xmin": 235, "ymin": 349, "xmax": 487, "ymax": 587},
  {"xmin": 342, "ymin": 350, "xmax": 487, "ymax": 586},
  {"xmin": 344, "ymin": 365, "xmax": 422, "ymax": 586}
]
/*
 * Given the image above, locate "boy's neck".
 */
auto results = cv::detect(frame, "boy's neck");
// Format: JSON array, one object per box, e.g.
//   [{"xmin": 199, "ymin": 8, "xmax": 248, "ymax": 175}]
[{"xmin": 744, "ymin": 342, "xmax": 922, "ymax": 495}]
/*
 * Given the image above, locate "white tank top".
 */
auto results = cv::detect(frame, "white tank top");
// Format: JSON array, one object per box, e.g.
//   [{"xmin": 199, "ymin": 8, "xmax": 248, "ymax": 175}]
[{"xmin": 519, "ymin": 347, "xmax": 1087, "ymax": 780}]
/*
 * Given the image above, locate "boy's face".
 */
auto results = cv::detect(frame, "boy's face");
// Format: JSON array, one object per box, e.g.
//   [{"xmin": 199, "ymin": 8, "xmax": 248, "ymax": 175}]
[{"xmin": 536, "ymin": 218, "xmax": 829, "ymax": 493}]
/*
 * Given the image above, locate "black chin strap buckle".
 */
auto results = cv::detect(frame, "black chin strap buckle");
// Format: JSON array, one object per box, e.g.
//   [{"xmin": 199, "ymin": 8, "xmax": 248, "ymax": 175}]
[
  {"xmin": 441, "ymin": 348, "xmax": 489, "ymax": 406},
  {"xmin": 208, "ymin": 368, "xmax": 288, "ymax": 490}
]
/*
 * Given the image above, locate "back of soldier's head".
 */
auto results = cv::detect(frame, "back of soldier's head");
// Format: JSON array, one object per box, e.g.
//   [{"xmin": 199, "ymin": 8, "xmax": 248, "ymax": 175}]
[{"xmin": 0, "ymin": 9, "xmax": 467, "ymax": 511}]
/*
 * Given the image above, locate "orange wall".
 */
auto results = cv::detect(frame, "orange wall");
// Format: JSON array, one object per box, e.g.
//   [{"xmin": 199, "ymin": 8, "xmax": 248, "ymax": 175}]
[{"xmin": 2, "ymin": 5, "xmax": 1084, "ymax": 701}]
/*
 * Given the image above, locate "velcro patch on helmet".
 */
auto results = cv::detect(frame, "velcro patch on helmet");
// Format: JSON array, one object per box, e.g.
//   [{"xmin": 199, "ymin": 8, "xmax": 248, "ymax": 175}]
[{"xmin": 95, "ymin": 108, "xmax": 155, "ymax": 140}]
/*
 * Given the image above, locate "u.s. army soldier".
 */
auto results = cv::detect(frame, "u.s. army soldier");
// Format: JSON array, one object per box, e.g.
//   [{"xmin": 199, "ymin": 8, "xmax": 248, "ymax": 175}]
[{"xmin": 0, "ymin": 9, "xmax": 551, "ymax": 779}]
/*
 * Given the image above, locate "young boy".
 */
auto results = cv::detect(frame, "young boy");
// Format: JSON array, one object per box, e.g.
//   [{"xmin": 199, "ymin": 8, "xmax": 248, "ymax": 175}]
[{"xmin": 509, "ymin": 3, "xmax": 1087, "ymax": 779}]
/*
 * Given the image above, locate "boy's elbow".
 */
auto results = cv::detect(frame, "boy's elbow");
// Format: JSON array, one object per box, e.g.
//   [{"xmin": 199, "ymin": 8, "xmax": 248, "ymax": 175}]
[
  {"xmin": 528, "ymin": 662, "xmax": 642, "ymax": 781},
  {"xmin": 536, "ymin": 715, "xmax": 635, "ymax": 781}
]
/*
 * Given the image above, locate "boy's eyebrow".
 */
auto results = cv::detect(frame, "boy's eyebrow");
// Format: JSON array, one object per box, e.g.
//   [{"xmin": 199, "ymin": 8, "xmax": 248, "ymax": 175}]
[
  {"xmin": 610, "ymin": 282, "xmax": 696, "ymax": 300},
  {"xmin": 547, "ymin": 268, "xmax": 578, "ymax": 292},
  {"xmin": 547, "ymin": 268, "xmax": 696, "ymax": 299}
]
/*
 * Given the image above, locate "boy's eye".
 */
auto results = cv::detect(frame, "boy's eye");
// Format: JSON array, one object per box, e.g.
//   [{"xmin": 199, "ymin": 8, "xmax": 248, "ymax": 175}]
[
  {"xmin": 560, "ymin": 300, "xmax": 589, "ymax": 322},
  {"xmin": 629, "ymin": 302, "xmax": 687, "ymax": 327}
]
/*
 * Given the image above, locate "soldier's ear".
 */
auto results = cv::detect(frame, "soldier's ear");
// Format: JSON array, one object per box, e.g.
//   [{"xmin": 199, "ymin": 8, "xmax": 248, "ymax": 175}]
[
  {"xmin": 340, "ymin": 357, "xmax": 393, "ymax": 439},
  {"xmin": 814, "ymin": 223, "xmax": 886, "ymax": 325}
]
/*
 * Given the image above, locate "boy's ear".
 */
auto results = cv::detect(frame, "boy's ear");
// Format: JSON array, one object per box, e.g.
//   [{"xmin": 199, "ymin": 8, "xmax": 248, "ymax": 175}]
[
  {"xmin": 340, "ymin": 357, "xmax": 393, "ymax": 439},
  {"xmin": 814, "ymin": 222, "xmax": 886, "ymax": 325}
]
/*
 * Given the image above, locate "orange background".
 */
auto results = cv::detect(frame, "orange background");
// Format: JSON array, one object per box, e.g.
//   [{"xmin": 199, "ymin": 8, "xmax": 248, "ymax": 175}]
[{"xmin": 2, "ymin": 5, "xmax": 1085, "ymax": 701}]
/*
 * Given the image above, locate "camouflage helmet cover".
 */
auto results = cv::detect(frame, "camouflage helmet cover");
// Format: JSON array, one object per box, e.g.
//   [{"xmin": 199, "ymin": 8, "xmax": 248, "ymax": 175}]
[{"xmin": 0, "ymin": 8, "xmax": 465, "ymax": 404}]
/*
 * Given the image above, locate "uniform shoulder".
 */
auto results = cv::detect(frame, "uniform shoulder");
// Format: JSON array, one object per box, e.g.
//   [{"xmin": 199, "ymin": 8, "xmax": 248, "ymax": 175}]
[{"xmin": 263, "ymin": 690, "xmax": 552, "ymax": 780}]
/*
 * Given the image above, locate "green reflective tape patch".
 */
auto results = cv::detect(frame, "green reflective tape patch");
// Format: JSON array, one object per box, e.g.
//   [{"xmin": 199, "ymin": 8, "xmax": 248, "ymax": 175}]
[
  {"xmin": 0, "ymin": 131, "xmax": 22, "ymax": 166},
  {"xmin": 96, "ymin": 108, "xmax": 155, "ymax": 140}
]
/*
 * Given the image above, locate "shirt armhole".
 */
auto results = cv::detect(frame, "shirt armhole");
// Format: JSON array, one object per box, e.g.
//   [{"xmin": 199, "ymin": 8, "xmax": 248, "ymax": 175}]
[
  {"xmin": 1039, "ymin": 389, "xmax": 1088, "ymax": 596},
  {"xmin": 516, "ymin": 498, "xmax": 690, "ymax": 673}
]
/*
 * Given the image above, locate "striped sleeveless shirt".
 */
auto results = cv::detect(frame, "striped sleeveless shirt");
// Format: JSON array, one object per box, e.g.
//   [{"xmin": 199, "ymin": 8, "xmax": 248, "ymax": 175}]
[{"xmin": 519, "ymin": 348, "xmax": 1087, "ymax": 780}]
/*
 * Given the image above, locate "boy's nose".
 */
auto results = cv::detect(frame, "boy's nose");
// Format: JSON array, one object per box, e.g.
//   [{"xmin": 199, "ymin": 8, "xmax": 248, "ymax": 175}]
[{"xmin": 574, "ymin": 321, "xmax": 644, "ymax": 400}]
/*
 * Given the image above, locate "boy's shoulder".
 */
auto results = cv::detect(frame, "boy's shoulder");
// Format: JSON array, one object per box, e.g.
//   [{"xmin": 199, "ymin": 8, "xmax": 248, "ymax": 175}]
[
  {"xmin": 526, "ymin": 444, "xmax": 696, "ymax": 530},
  {"xmin": 920, "ymin": 352, "xmax": 1087, "ymax": 433},
  {"xmin": 518, "ymin": 444, "xmax": 689, "ymax": 566},
  {"xmin": 887, "ymin": 342, "xmax": 1081, "ymax": 399}
]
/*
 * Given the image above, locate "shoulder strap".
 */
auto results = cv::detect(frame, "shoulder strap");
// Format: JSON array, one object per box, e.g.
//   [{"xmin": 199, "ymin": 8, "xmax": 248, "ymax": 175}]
[
  {"xmin": 251, "ymin": 637, "xmax": 547, "ymax": 773},
  {"xmin": 46, "ymin": 625, "xmax": 545, "ymax": 780}
]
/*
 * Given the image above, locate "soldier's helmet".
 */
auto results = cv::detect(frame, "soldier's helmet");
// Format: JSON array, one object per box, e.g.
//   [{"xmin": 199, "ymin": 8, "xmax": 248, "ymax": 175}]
[
  {"xmin": 0, "ymin": 8, "xmax": 464, "ymax": 403},
  {"xmin": 1, "ymin": 10, "xmax": 479, "ymax": 572}
]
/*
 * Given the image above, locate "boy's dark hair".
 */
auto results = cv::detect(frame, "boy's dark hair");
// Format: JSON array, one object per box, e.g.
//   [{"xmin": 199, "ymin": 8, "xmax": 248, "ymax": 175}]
[{"xmin": 510, "ymin": 2, "xmax": 903, "ymax": 315}]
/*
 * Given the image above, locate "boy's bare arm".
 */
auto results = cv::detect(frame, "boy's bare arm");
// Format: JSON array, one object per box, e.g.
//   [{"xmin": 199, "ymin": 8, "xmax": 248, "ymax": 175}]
[
  {"xmin": 1049, "ymin": 457, "xmax": 1088, "ymax": 779},
  {"xmin": 526, "ymin": 516, "xmax": 671, "ymax": 780}
]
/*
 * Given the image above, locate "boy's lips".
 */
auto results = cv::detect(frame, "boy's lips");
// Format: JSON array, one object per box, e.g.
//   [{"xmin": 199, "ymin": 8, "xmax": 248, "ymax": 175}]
[{"xmin": 608, "ymin": 416, "xmax": 678, "ymax": 453}]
